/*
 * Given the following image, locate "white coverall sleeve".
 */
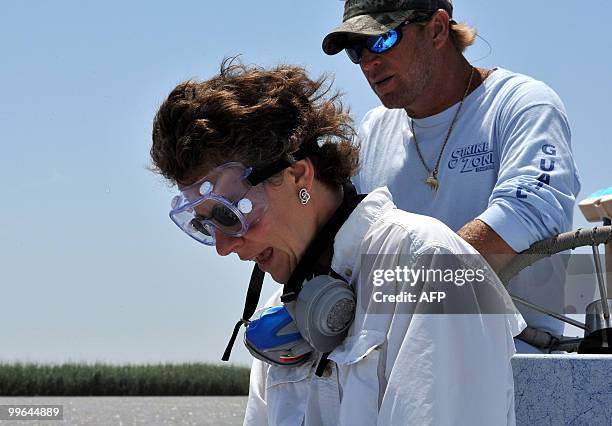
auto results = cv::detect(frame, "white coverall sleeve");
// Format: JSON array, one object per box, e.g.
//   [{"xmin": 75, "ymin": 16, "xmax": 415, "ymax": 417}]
[
  {"xmin": 376, "ymin": 245, "xmax": 521, "ymax": 426},
  {"xmin": 243, "ymin": 358, "xmax": 268, "ymax": 426}
]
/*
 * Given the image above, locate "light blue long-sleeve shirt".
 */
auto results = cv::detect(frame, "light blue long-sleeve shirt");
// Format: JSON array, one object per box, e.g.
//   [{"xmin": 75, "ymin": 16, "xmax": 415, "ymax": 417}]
[{"xmin": 353, "ymin": 67, "xmax": 581, "ymax": 337}]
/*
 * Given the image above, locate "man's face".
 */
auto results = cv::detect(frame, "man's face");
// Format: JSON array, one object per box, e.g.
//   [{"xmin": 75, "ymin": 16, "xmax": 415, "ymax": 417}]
[{"xmin": 359, "ymin": 23, "xmax": 435, "ymax": 110}]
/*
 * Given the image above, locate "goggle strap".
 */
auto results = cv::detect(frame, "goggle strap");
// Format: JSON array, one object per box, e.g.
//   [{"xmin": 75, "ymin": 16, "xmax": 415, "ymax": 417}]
[
  {"xmin": 222, "ymin": 264, "xmax": 266, "ymax": 361},
  {"xmin": 246, "ymin": 158, "xmax": 293, "ymax": 186},
  {"xmin": 246, "ymin": 144, "xmax": 312, "ymax": 186}
]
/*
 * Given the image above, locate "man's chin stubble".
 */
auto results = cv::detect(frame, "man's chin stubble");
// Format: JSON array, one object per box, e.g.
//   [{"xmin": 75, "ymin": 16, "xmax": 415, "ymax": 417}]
[{"xmin": 379, "ymin": 93, "xmax": 413, "ymax": 110}]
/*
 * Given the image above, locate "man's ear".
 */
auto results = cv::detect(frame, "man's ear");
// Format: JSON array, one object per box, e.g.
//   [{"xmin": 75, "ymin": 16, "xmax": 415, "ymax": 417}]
[
  {"xmin": 286, "ymin": 158, "xmax": 315, "ymax": 190},
  {"xmin": 430, "ymin": 10, "xmax": 451, "ymax": 49}
]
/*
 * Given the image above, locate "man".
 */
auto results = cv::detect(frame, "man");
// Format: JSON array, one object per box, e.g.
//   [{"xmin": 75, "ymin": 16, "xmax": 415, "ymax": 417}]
[{"xmin": 322, "ymin": 0, "xmax": 581, "ymax": 351}]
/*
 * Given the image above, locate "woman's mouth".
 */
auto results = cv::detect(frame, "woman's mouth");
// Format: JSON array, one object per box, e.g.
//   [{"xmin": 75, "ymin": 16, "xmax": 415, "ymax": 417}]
[{"xmin": 256, "ymin": 247, "xmax": 274, "ymax": 270}]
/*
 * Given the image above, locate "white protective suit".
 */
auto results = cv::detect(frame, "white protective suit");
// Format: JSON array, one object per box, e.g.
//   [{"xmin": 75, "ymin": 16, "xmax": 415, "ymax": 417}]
[{"xmin": 243, "ymin": 187, "xmax": 526, "ymax": 426}]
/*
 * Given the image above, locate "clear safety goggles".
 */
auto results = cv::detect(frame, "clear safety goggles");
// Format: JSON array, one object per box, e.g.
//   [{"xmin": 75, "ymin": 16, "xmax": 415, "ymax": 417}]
[{"xmin": 169, "ymin": 162, "xmax": 269, "ymax": 246}]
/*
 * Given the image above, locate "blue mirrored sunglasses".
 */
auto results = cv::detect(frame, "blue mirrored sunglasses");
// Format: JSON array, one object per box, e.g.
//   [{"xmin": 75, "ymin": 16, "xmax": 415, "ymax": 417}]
[{"xmin": 344, "ymin": 13, "xmax": 435, "ymax": 64}]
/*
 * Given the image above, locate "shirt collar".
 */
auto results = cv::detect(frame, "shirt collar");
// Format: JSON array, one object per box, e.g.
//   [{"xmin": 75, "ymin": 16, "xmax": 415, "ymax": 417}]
[{"xmin": 331, "ymin": 187, "xmax": 396, "ymax": 281}]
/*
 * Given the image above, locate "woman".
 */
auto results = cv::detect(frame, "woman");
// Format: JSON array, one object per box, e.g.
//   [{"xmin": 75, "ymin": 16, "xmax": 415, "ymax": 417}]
[{"xmin": 150, "ymin": 60, "xmax": 526, "ymax": 426}]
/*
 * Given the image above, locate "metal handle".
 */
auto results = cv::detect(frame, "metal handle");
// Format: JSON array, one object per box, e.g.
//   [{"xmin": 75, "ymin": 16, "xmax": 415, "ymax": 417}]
[
  {"xmin": 592, "ymin": 244, "xmax": 610, "ymax": 319},
  {"xmin": 498, "ymin": 225, "xmax": 612, "ymax": 285}
]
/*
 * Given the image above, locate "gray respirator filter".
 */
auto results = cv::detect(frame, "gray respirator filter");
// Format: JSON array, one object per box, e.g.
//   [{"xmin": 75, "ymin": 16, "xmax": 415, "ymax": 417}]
[{"xmin": 285, "ymin": 275, "xmax": 356, "ymax": 353}]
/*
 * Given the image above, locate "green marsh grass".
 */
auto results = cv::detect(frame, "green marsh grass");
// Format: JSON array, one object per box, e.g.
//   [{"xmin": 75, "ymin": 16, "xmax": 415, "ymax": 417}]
[{"xmin": 0, "ymin": 362, "xmax": 250, "ymax": 396}]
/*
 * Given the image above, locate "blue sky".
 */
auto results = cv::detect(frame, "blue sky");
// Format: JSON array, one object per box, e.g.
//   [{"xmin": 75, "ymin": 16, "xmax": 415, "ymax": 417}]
[{"xmin": 1, "ymin": 0, "xmax": 611, "ymax": 366}]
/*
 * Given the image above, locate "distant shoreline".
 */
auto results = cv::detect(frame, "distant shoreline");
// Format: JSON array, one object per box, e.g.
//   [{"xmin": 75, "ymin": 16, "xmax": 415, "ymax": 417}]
[{"xmin": 0, "ymin": 362, "xmax": 249, "ymax": 396}]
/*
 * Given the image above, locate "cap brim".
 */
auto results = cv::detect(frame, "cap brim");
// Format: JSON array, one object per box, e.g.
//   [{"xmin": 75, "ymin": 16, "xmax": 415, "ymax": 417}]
[{"xmin": 322, "ymin": 10, "xmax": 417, "ymax": 55}]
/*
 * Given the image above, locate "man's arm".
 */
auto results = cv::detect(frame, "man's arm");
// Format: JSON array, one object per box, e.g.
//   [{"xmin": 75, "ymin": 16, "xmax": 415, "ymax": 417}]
[
  {"xmin": 457, "ymin": 219, "xmax": 517, "ymax": 272},
  {"xmin": 464, "ymin": 82, "xmax": 580, "ymax": 266}
]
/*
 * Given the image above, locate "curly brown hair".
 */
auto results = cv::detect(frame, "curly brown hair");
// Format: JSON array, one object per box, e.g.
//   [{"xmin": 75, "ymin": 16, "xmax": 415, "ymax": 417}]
[{"xmin": 150, "ymin": 58, "xmax": 359, "ymax": 188}]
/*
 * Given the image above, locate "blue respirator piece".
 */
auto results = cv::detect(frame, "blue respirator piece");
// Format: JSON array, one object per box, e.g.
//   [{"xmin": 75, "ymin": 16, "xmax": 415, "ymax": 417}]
[
  {"xmin": 244, "ymin": 306, "xmax": 314, "ymax": 366},
  {"xmin": 244, "ymin": 275, "xmax": 356, "ymax": 367}
]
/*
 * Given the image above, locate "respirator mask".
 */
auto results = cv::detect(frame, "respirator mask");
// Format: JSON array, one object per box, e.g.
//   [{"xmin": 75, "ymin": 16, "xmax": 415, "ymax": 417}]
[{"xmin": 242, "ymin": 273, "xmax": 357, "ymax": 367}]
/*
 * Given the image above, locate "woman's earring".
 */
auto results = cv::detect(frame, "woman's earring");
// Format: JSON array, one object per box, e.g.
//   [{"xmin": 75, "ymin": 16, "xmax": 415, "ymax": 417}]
[{"xmin": 299, "ymin": 188, "xmax": 311, "ymax": 205}]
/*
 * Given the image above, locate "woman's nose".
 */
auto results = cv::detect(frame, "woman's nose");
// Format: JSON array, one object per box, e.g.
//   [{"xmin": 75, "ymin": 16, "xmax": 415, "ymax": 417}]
[{"xmin": 215, "ymin": 231, "xmax": 243, "ymax": 257}]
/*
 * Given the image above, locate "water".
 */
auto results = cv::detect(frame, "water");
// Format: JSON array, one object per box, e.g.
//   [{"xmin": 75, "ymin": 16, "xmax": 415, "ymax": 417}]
[{"xmin": 0, "ymin": 396, "xmax": 247, "ymax": 425}]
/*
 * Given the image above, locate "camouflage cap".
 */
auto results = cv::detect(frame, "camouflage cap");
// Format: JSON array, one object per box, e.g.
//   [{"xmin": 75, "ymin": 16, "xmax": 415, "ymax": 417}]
[{"xmin": 322, "ymin": 0, "xmax": 453, "ymax": 55}]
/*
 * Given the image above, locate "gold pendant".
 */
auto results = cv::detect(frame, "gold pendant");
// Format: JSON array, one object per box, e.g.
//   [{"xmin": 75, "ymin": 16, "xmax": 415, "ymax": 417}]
[{"xmin": 425, "ymin": 174, "xmax": 439, "ymax": 191}]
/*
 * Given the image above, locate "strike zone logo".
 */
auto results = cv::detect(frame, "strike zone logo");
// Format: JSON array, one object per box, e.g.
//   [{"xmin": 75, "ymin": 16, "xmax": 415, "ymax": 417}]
[{"xmin": 448, "ymin": 142, "xmax": 495, "ymax": 173}]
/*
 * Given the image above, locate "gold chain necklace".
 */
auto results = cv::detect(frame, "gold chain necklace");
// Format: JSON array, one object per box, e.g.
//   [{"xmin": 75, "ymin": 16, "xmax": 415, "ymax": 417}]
[{"xmin": 409, "ymin": 66, "xmax": 475, "ymax": 191}]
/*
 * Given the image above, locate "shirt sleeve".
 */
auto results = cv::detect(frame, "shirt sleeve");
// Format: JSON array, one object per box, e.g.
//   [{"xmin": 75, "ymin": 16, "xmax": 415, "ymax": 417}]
[{"xmin": 477, "ymin": 88, "xmax": 581, "ymax": 252}]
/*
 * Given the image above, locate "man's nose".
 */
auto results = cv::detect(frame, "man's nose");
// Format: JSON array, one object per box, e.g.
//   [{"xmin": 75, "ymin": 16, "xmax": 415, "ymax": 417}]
[
  {"xmin": 360, "ymin": 50, "xmax": 381, "ymax": 72},
  {"xmin": 215, "ymin": 231, "xmax": 243, "ymax": 257}
]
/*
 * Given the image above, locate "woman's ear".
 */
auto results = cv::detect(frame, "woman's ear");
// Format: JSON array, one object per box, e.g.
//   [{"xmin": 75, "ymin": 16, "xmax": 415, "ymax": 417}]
[{"xmin": 287, "ymin": 158, "xmax": 315, "ymax": 190}]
